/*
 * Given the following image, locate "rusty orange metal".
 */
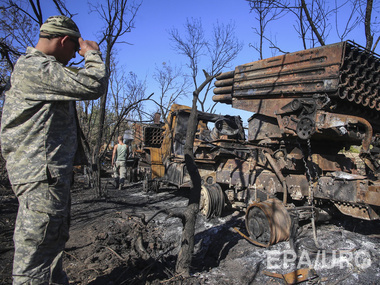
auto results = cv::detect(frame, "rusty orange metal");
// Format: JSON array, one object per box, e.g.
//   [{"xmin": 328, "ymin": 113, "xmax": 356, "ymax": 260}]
[{"xmin": 245, "ymin": 199, "xmax": 291, "ymax": 247}]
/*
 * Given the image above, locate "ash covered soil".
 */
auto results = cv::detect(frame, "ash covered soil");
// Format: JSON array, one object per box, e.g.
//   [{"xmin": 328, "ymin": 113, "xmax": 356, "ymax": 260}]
[{"xmin": 1, "ymin": 174, "xmax": 380, "ymax": 284}]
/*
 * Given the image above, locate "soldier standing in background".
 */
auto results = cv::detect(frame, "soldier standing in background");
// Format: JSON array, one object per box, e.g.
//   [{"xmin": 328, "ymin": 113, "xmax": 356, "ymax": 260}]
[
  {"xmin": 0, "ymin": 16, "xmax": 108, "ymax": 284},
  {"xmin": 112, "ymin": 135, "xmax": 129, "ymax": 190}
]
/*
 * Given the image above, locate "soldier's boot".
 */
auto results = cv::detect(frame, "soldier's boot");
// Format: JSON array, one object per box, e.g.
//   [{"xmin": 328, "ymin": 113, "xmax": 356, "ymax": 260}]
[{"xmin": 119, "ymin": 178, "xmax": 125, "ymax": 190}]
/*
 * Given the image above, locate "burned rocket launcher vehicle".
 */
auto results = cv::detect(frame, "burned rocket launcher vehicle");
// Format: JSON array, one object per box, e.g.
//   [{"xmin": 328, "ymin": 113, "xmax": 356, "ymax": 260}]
[{"xmin": 212, "ymin": 41, "xmax": 380, "ymax": 246}]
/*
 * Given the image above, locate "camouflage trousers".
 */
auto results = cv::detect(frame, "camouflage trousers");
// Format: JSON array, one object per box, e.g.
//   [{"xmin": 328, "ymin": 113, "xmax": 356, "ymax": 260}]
[{"xmin": 12, "ymin": 173, "xmax": 72, "ymax": 285}]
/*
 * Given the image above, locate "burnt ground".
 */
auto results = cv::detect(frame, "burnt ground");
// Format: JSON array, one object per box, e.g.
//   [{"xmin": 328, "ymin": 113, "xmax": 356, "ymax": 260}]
[{"xmin": 1, "ymin": 174, "xmax": 380, "ymax": 285}]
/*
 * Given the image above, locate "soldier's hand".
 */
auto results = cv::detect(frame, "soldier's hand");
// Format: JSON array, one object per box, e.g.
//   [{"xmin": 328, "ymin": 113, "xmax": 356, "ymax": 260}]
[{"xmin": 78, "ymin": 37, "xmax": 100, "ymax": 56}]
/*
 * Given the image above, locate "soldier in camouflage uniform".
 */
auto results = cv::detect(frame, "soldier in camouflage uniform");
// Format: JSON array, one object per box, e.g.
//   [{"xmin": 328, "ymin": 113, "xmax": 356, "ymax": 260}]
[{"xmin": 0, "ymin": 16, "xmax": 108, "ymax": 284}]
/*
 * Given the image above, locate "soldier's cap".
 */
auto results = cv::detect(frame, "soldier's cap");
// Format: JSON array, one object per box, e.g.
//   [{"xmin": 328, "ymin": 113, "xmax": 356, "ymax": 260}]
[{"xmin": 40, "ymin": 15, "xmax": 81, "ymax": 39}]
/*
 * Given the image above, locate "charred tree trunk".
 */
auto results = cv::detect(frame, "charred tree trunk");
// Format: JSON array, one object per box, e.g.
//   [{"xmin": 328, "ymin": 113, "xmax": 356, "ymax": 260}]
[
  {"xmin": 175, "ymin": 70, "xmax": 214, "ymax": 276},
  {"xmin": 89, "ymin": 0, "xmax": 142, "ymax": 197},
  {"xmin": 92, "ymin": 44, "xmax": 111, "ymax": 197},
  {"xmin": 175, "ymin": 154, "xmax": 201, "ymax": 276},
  {"xmin": 365, "ymin": 0, "xmax": 374, "ymax": 50}
]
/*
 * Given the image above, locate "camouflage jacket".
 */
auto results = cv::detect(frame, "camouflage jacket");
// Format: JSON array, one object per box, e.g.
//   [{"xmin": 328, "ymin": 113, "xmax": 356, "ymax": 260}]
[{"xmin": 0, "ymin": 47, "xmax": 108, "ymax": 186}]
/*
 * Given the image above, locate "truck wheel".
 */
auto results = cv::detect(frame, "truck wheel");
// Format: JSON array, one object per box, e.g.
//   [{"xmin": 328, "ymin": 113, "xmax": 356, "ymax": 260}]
[
  {"xmin": 199, "ymin": 183, "xmax": 225, "ymax": 218},
  {"xmin": 245, "ymin": 198, "xmax": 291, "ymax": 247}
]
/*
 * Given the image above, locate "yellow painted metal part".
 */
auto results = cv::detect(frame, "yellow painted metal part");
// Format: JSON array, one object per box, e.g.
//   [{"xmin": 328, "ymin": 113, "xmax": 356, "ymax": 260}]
[{"xmin": 148, "ymin": 147, "xmax": 165, "ymax": 179}]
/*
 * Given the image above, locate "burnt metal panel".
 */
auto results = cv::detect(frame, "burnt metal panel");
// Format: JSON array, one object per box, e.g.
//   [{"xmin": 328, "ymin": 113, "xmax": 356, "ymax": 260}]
[
  {"xmin": 233, "ymin": 98, "xmax": 295, "ymax": 117},
  {"xmin": 165, "ymin": 162, "xmax": 185, "ymax": 186},
  {"xmin": 248, "ymin": 113, "xmax": 282, "ymax": 141},
  {"xmin": 214, "ymin": 41, "xmax": 380, "ymax": 115},
  {"xmin": 144, "ymin": 126, "xmax": 164, "ymax": 148},
  {"xmin": 360, "ymin": 184, "xmax": 380, "ymax": 206},
  {"xmin": 313, "ymin": 177, "xmax": 380, "ymax": 207},
  {"xmin": 216, "ymin": 158, "xmax": 253, "ymax": 187},
  {"xmin": 233, "ymin": 43, "xmax": 342, "ymax": 97}
]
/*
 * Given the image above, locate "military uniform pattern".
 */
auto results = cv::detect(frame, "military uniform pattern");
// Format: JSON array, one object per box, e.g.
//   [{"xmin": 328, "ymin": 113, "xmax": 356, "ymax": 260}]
[
  {"xmin": 0, "ymin": 47, "xmax": 107, "ymax": 284},
  {"xmin": 12, "ymin": 174, "xmax": 71, "ymax": 284},
  {"xmin": 1, "ymin": 47, "xmax": 107, "ymax": 186},
  {"xmin": 40, "ymin": 16, "xmax": 81, "ymax": 38}
]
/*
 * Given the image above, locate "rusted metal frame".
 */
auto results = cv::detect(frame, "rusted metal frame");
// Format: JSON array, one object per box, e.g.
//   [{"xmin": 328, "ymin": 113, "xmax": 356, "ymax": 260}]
[
  {"xmin": 310, "ymin": 153, "xmax": 356, "ymax": 173},
  {"xmin": 165, "ymin": 105, "xmax": 181, "ymax": 161},
  {"xmin": 175, "ymin": 107, "xmax": 226, "ymax": 123},
  {"xmin": 313, "ymin": 177, "xmax": 380, "ymax": 208},
  {"xmin": 214, "ymin": 148, "xmax": 258, "ymax": 190},
  {"xmin": 288, "ymin": 176, "xmax": 369, "ymax": 220},
  {"xmin": 269, "ymin": 97, "xmax": 319, "ymax": 138},
  {"xmin": 212, "ymin": 94, "xmax": 232, "ymax": 104},
  {"xmin": 333, "ymin": 202, "xmax": 379, "ymax": 220},
  {"xmin": 233, "ymin": 73, "xmax": 339, "ymax": 97},
  {"xmin": 234, "ymin": 98, "xmax": 295, "ymax": 117},
  {"xmin": 196, "ymin": 164, "xmax": 217, "ymax": 184},
  {"xmin": 233, "ymin": 227, "xmax": 269, "ymax": 248},
  {"xmin": 315, "ymin": 111, "xmax": 375, "ymax": 171},
  {"xmin": 248, "ymin": 171, "xmax": 281, "ymax": 197},
  {"xmin": 262, "ymin": 268, "xmax": 318, "ymax": 284},
  {"xmin": 316, "ymin": 111, "xmax": 372, "ymax": 151},
  {"xmin": 234, "ymin": 65, "xmax": 336, "ymax": 84},
  {"xmin": 214, "ymin": 41, "xmax": 380, "ymax": 119},
  {"xmin": 358, "ymin": 183, "xmax": 380, "ymax": 207},
  {"xmin": 275, "ymin": 114, "xmax": 303, "ymax": 137},
  {"xmin": 196, "ymin": 140, "xmax": 254, "ymax": 162},
  {"xmin": 216, "ymin": 158, "xmax": 250, "ymax": 187},
  {"xmin": 346, "ymin": 40, "xmax": 380, "ymax": 62},
  {"xmin": 215, "ymin": 70, "xmax": 234, "ymax": 80},
  {"xmin": 193, "ymin": 158, "xmax": 218, "ymax": 164},
  {"xmin": 231, "ymin": 44, "xmax": 344, "ymax": 98},
  {"xmin": 213, "ymin": 85, "xmax": 232, "ymax": 94},
  {"xmin": 233, "ymin": 42, "xmax": 344, "ymax": 78},
  {"xmin": 214, "ymin": 77, "xmax": 234, "ymax": 87},
  {"xmin": 284, "ymin": 175, "xmax": 310, "ymax": 198},
  {"xmin": 232, "ymin": 84, "xmax": 337, "ymax": 97},
  {"xmin": 263, "ymin": 152, "xmax": 287, "ymax": 205}
]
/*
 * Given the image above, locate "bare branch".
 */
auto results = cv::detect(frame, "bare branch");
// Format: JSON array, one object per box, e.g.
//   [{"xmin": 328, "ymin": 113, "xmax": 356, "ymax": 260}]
[
  {"xmin": 300, "ymin": 0, "xmax": 325, "ymax": 46},
  {"xmin": 153, "ymin": 62, "xmax": 190, "ymax": 120},
  {"xmin": 373, "ymin": 35, "xmax": 380, "ymax": 51},
  {"xmin": 247, "ymin": 0, "xmax": 288, "ymax": 59},
  {"xmin": 332, "ymin": 0, "xmax": 359, "ymax": 41},
  {"xmin": 52, "ymin": 0, "xmax": 75, "ymax": 17},
  {"xmin": 169, "ymin": 18, "xmax": 241, "ymax": 112},
  {"xmin": 99, "ymin": 92, "xmax": 154, "ymax": 160},
  {"xmin": 28, "ymin": 0, "xmax": 42, "ymax": 25}
]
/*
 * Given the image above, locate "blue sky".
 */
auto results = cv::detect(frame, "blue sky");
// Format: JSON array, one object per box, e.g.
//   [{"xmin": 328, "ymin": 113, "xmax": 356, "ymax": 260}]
[
  {"xmin": 45, "ymin": 0, "xmax": 375, "ymax": 123},
  {"xmin": 54, "ymin": 0, "xmax": 261, "ymax": 121},
  {"xmin": 120, "ymin": 0, "xmax": 258, "ymax": 120}
]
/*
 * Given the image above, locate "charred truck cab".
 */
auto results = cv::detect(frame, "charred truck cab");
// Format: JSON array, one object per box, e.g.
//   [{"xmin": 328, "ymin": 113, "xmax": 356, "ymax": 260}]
[{"xmin": 141, "ymin": 104, "xmax": 247, "ymax": 218}]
